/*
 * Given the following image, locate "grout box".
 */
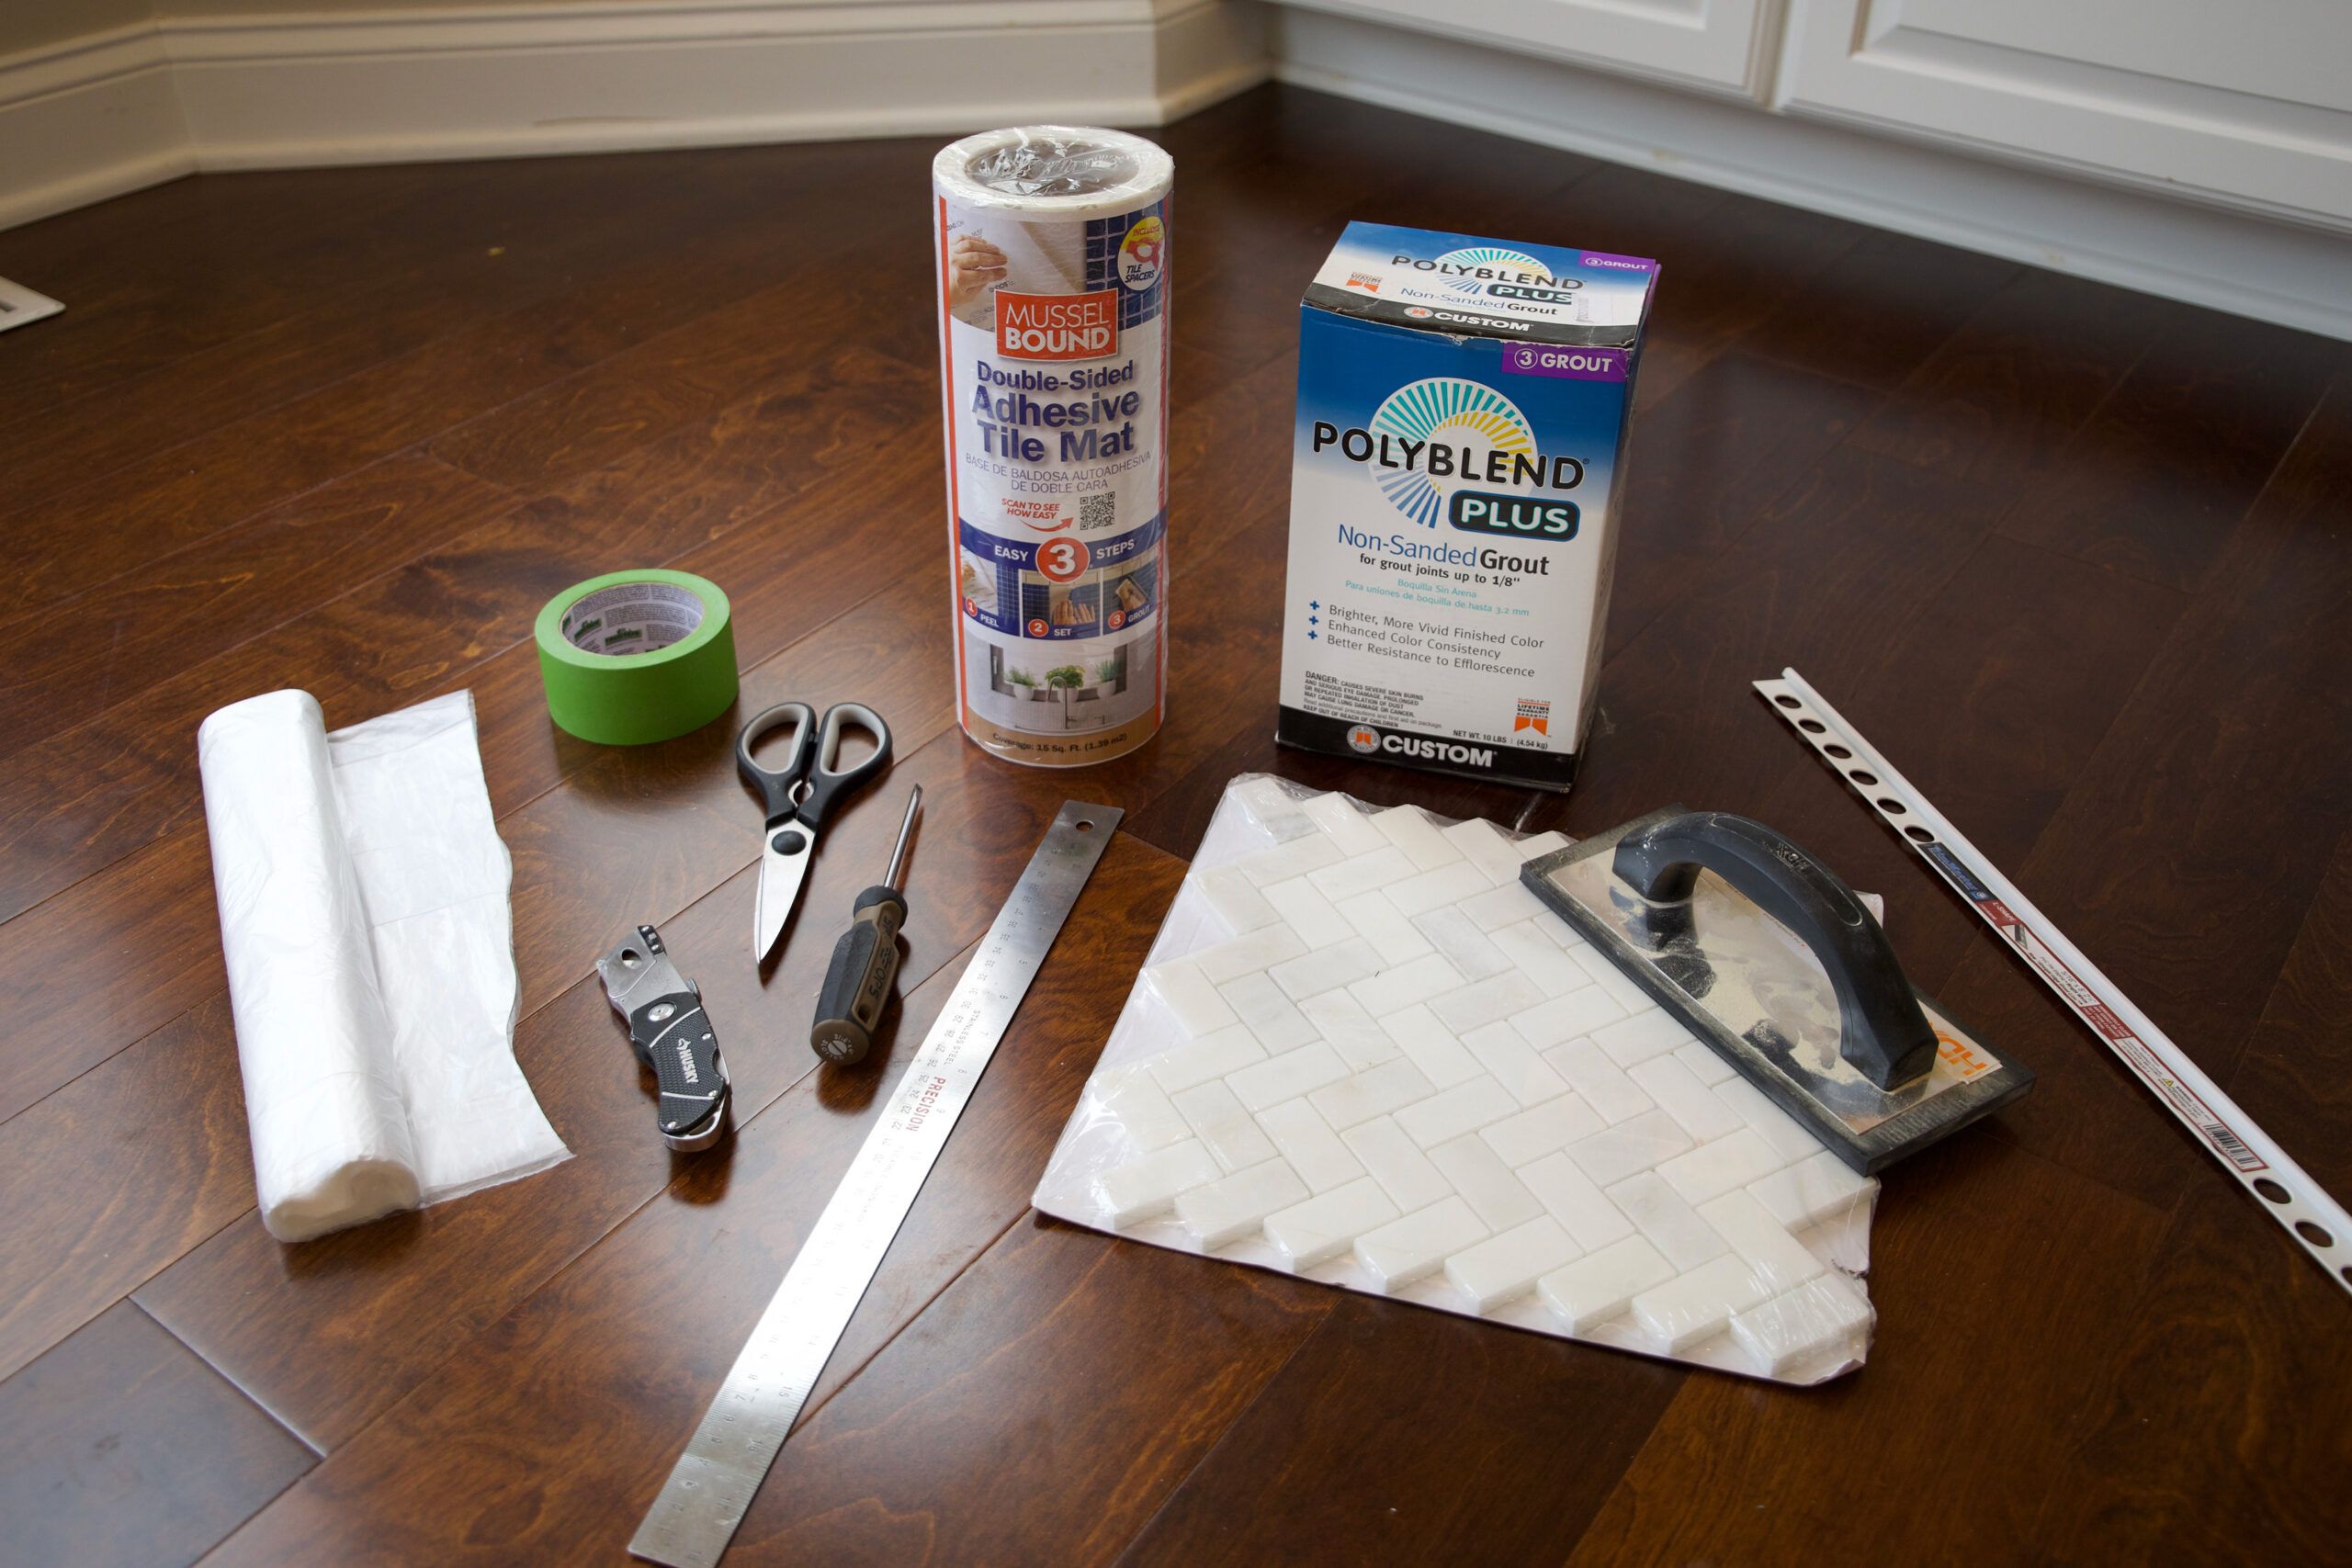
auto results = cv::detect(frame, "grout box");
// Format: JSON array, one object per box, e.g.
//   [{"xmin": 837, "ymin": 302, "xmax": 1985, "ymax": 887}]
[{"xmin": 1277, "ymin": 222, "xmax": 1657, "ymax": 791}]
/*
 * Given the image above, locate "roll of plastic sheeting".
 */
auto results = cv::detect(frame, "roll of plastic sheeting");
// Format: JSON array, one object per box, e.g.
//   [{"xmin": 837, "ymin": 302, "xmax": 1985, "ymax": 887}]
[
  {"xmin": 934, "ymin": 125, "xmax": 1173, "ymax": 769},
  {"xmin": 198, "ymin": 688, "xmax": 568, "ymax": 1242}
]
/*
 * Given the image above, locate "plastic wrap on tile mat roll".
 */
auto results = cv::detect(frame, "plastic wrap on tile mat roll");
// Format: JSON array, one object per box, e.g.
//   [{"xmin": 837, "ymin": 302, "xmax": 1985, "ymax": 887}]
[
  {"xmin": 1033, "ymin": 775, "xmax": 1879, "ymax": 1383},
  {"xmin": 199, "ymin": 689, "xmax": 570, "ymax": 1243},
  {"xmin": 933, "ymin": 125, "xmax": 1171, "ymax": 768}
]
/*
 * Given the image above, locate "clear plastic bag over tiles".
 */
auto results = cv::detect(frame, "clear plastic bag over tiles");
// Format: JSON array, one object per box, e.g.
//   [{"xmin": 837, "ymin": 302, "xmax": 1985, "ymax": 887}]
[{"xmin": 1033, "ymin": 774, "xmax": 1879, "ymax": 1384}]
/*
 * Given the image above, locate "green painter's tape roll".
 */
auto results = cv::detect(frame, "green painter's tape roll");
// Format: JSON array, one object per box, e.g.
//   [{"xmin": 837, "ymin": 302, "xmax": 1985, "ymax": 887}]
[{"xmin": 535, "ymin": 570, "xmax": 738, "ymax": 745}]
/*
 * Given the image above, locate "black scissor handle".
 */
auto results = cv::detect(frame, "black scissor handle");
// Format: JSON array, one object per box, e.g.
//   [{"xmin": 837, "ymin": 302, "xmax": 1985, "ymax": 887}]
[
  {"xmin": 736, "ymin": 701, "xmax": 816, "ymax": 821},
  {"xmin": 797, "ymin": 703, "xmax": 892, "ymax": 829}
]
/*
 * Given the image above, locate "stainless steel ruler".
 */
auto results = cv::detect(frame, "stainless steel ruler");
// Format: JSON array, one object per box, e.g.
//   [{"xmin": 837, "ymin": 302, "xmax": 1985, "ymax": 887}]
[
  {"xmin": 1758, "ymin": 668, "xmax": 2352, "ymax": 1300},
  {"xmin": 630, "ymin": 801, "xmax": 1122, "ymax": 1567}
]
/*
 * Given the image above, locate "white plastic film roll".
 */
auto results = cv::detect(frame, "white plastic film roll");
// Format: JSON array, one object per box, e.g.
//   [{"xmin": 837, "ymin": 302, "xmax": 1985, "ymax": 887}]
[
  {"xmin": 198, "ymin": 689, "xmax": 568, "ymax": 1242},
  {"xmin": 934, "ymin": 126, "xmax": 1173, "ymax": 767}
]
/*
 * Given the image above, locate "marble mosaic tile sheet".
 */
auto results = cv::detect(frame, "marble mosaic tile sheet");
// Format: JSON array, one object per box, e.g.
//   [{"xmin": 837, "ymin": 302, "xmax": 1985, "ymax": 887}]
[{"xmin": 1033, "ymin": 776, "xmax": 1878, "ymax": 1384}]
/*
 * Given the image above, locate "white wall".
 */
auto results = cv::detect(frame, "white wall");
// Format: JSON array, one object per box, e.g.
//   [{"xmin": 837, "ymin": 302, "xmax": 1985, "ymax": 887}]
[{"xmin": 0, "ymin": 0, "xmax": 153, "ymax": 54}]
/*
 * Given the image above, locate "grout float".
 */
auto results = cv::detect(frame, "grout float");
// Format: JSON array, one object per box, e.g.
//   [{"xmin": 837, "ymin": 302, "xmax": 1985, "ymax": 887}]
[
  {"xmin": 933, "ymin": 126, "xmax": 1173, "ymax": 768},
  {"xmin": 1278, "ymin": 223, "xmax": 1658, "ymax": 791}
]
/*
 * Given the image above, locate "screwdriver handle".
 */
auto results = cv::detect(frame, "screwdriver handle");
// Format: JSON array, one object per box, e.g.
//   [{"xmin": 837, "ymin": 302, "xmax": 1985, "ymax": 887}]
[{"xmin": 810, "ymin": 884, "xmax": 906, "ymax": 1065}]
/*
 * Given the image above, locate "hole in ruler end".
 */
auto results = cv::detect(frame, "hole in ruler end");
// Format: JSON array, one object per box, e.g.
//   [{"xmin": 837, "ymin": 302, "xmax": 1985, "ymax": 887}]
[
  {"xmin": 2255, "ymin": 1179, "xmax": 2290, "ymax": 1204},
  {"xmin": 1774, "ymin": 694, "xmax": 1800, "ymax": 708}
]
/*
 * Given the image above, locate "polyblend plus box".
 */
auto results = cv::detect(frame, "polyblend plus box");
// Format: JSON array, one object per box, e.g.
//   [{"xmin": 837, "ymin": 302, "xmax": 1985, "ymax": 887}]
[{"xmin": 1277, "ymin": 221, "xmax": 1657, "ymax": 791}]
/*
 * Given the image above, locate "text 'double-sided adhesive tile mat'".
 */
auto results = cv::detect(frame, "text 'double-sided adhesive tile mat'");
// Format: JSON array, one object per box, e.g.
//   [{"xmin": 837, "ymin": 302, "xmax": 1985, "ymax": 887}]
[{"xmin": 1033, "ymin": 776, "xmax": 1878, "ymax": 1384}]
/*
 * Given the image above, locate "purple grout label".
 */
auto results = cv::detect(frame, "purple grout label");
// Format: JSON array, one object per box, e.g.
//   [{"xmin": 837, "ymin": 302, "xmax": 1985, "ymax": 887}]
[
  {"xmin": 1578, "ymin": 250, "xmax": 1657, "ymax": 273},
  {"xmin": 1501, "ymin": 344, "xmax": 1629, "ymax": 382}
]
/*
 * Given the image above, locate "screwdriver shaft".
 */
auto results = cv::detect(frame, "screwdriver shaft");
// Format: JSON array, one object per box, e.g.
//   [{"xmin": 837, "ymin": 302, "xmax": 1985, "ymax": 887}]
[{"xmin": 883, "ymin": 785, "xmax": 922, "ymax": 889}]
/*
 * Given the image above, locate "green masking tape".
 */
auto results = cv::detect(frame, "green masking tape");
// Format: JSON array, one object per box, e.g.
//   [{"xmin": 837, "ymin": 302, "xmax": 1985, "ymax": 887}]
[{"xmin": 535, "ymin": 570, "xmax": 738, "ymax": 745}]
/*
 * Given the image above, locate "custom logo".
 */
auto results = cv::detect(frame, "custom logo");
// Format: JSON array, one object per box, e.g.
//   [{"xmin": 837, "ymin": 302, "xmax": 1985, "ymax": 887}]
[
  {"xmin": 1346, "ymin": 724, "xmax": 1380, "ymax": 754},
  {"xmin": 996, "ymin": 289, "xmax": 1117, "ymax": 359},
  {"xmin": 1385, "ymin": 733, "xmax": 1493, "ymax": 766},
  {"xmin": 1514, "ymin": 698, "xmax": 1551, "ymax": 738},
  {"xmin": 1117, "ymin": 217, "xmax": 1164, "ymax": 291},
  {"xmin": 1367, "ymin": 378, "xmax": 1538, "ymax": 528},
  {"xmin": 1435, "ymin": 245, "xmax": 1549, "ymax": 297}
]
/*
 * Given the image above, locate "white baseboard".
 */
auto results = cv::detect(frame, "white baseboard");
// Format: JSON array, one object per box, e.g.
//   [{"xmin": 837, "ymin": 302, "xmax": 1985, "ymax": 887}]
[
  {"xmin": 0, "ymin": 28, "xmax": 192, "ymax": 231},
  {"xmin": 0, "ymin": 0, "xmax": 1269, "ymax": 229},
  {"xmin": 5, "ymin": 1, "xmax": 2345, "ymax": 345},
  {"xmin": 1272, "ymin": 9, "xmax": 2352, "ymax": 344}
]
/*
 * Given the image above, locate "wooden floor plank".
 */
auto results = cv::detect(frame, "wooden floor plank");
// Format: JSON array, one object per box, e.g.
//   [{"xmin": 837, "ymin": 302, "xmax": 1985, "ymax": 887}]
[
  {"xmin": 1994, "ymin": 307, "xmax": 2344, "ymax": 592},
  {"xmin": 1565, "ymin": 1141, "xmax": 2172, "ymax": 1563},
  {"xmin": 1849, "ymin": 265, "xmax": 2169, "ymax": 483},
  {"xmin": 0, "ymin": 1303, "xmax": 314, "ymax": 1568},
  {"xmin": 722, "ymin": 1222, "xmax": 1329, "ymax": 1568},
  {"xmin": 1927, "ymin": 373, "xmax": 2352, "ymax": 1213},
  {"xmin": 1, "ymin": 156, "xmax": 700, "ymax": 513},
  {"xmin": 1602, "ymin": 349, "xmax": 1880, "ymax": 660},
  {"xmin": 1736, "ymin": 229, "xmax": 2019, "ymax": 393},
  {"xmin": 2225, "ymin": 828, "xmax": 2352, "ymax": 1197},
  {"xmin": 2, "ymin": 143, "xmax": 928, "ymax": 626},
  {"xmin": 2022, "ymin": 828, "xmax": 2352, "ymax": 1562},
  {"xmin": 0, "ymin": 455, "xmax": 516, "ymax": 750},
  {"xmin": 1611, "ymin": 188, "xmax": 1867, "ymax": 409},
  {"xmin": 0, "ymin": 161, "xmax": 487, "ymax": 422},
  {"xmin": 1564, "ymin": 444, "xmax": 2022, "ymax": 842},
  {"xmin": 1749, "ymin": 531, "xmax": 2188, "ymax": 990},
  {"xmin": 1117, "ymin": 1288, "xmax": 1682, "ymax": 1565},
  {"xmin": 0, "ymin": 994, "xmax": 255, "ymax": 1384}
]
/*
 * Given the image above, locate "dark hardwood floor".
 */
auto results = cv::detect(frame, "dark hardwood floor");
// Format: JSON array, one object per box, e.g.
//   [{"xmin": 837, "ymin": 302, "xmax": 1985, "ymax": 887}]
[{"xmin": 1, "ymin": 83, "xmax": 2346, "ymax": 1566}]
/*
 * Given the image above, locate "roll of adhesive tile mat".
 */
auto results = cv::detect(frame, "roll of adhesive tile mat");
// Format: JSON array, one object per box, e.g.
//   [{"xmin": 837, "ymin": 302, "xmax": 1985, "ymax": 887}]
[
  {"xmin": 934, "ymin": 126, "xmax": 1171, "ymax": 767},
  {"xmin": 535, "ymin": 570, "xmax": 738, "ymax": 746},
  {"xmin": 198, "ymin": 689, "xmax": 569, "ymax": 1242}
]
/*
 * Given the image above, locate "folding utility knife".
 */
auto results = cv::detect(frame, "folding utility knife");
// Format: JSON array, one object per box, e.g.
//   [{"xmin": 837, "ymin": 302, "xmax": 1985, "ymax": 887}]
[{"xmin": 597, "ymin": 923, "xmax": 730, "ymax": 1152}]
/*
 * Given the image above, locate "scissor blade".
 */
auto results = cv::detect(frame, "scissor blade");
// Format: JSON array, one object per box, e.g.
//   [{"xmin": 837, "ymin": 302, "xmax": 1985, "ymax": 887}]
[{"xmin": 752, "ymin": 832, "xmax": 815, "ymax": 963}]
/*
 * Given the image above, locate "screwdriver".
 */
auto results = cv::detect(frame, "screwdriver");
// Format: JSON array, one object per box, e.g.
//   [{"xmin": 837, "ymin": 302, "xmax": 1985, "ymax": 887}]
[{"xmin": 809, "ymin": 784, "xmax": 921, "ymax": 1066}]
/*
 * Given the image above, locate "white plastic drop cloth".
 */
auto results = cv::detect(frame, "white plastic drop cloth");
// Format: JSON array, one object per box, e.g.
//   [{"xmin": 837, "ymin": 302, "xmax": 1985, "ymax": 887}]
[{"xmin": 198, "ymin": 689, "xmax": 568, "ymax": 1242}]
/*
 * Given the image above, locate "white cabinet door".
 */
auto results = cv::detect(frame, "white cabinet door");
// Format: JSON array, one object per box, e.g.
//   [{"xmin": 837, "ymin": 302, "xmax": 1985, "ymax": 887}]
[
  {"xmin": 1280, "ymin": 0, "xmax": 1784, "ymax": 96},
  {"xmin": 1777, "ymin": 0, "xmax": 2352, "ymax": 227}
]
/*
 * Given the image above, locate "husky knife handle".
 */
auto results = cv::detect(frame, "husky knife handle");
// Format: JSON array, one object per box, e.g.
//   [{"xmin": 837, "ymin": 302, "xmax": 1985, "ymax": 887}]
[{"xmin": 1611, "ymin": 811, "xmax": 1939, "ymax": 1089}]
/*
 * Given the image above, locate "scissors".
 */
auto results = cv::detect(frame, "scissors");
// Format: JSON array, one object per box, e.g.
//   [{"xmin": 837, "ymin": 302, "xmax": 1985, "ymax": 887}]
[{"xmin": 736, "ymin": 701, "xmax": 892, "ymax": 964}]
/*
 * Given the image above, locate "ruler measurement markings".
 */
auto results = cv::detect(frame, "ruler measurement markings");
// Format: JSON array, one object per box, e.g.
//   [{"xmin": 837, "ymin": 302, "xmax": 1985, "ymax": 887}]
[{"xmin": 630, "ymin": 802, "xmax": 1122, "ymax": 1567}]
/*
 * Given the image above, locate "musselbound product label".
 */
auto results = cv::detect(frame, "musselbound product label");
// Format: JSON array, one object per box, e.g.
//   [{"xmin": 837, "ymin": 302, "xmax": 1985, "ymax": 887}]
[
  {"xmin": 933, "ymin": 129, "xmax": 1171, "ymax": 769},
  {"xmin": 1277, "ymin": 221, "xmax": 1656, "ymax": 791}
]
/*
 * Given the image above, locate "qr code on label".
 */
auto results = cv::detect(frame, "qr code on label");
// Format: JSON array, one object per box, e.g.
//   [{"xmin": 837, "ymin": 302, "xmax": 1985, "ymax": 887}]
[{"xmin": 1080, "ymin": 492, "xmax": 1115, "ymax": 531}]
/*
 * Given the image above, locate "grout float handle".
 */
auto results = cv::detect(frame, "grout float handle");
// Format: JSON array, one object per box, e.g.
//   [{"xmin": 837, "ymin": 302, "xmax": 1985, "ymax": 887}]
[{"xmin": 1611, "ymin": 811, "xmax": 1939, "ymax": 1089}]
